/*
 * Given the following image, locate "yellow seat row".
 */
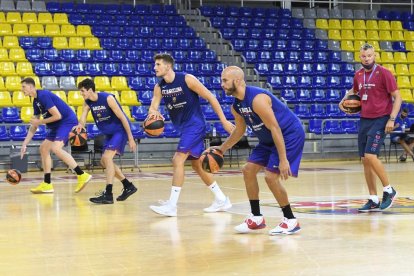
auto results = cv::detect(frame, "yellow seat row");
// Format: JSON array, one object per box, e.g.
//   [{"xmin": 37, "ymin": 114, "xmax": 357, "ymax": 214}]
[
  {"xmin": 341, "ymin": 40, "xmax": 382, "ymax": 52},
  {"xmin": 0, "ymin": 91, "xmax": 31, "ymax": 107},
  {"xmin": 75, "ymin": 76, "xmax": 131, "ymax": 92},
  {"xmin": 64, "ymin": 89, "xmax": 139, "ymax": 107},
  {"xmin": 328, "ymin": 29, "xmax": 406, "ymax": 41},
  {"xmin": 354, "ymin": 51, "xmax": 414, "ymax": 64},
  {"xmin": 0, "ymin": 12, "xmax": 69, "ymax": 24},
  {"xmin": 74, "ymin": 105, "xmax": 135, "ymax": 122},
  {"xmin": 0, "ymin": 23, "xmax": 92, "ymax": 37},
  {"xmin": 316, "ymin": 19, "xmax": 403, "ymax": 31},
  {"xmin": 0, "ymin": 76, "xmax": 41, "ymax": 91},
  {"xmin": 400, "ymin": 89, "xmax": 414, "ymax": 103},
  {"xmin": 381, "ymin": 64, "xmax": 414, "ymax": 76},
  {"xmin": 0, "ymin": 48, "xmax": 27, "ymax": 61},
  {"xmin": 53, "ymin": 37, "xmax": 101, "ymax": 50},
  {"xmin": 396, "ymin": 76, "xmax": 414, "ymax": 89},
  {"xmin": 0, "ymin": 61, "xmax": 33, "ymax": 76}
]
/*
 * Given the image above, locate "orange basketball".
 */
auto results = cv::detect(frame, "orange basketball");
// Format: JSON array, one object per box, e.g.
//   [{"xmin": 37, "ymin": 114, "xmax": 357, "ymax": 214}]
[
  {"xmin": 144, "ymin": 118, "xmax": 164, "ymax": 137},
  {"xmin": 343, "ymin": 94, "xmax": 361, "ymax": 114},
  {"xmin": 200, "ymin": 148, "xmax": 224, "ymax": 173},
  {"xmin": 69, "ymin": 127, "xmax": 88, "ymax": 146},
  {"xmin": 6, "ymin": 169, "xmax": 21, "ymax": 185}
]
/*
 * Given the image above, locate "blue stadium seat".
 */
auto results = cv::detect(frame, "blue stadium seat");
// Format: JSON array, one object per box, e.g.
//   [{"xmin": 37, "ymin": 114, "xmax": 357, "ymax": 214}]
[
  {"xmin": 290, "ymin": 29, "xmax": 303, "ymax": 40},
  {"xmin": 324, "ymin": 120, "xmax": 345, "ymax": 134},
  {"xmin": 110, "ymin": 50, "xmax": 125, "ymax": 62},
  {"xmin": 44, "ymin": 49, "xmax": 60, "ymax": 62},
  {"xmin": 86, "ymin": 124, "xmax": 102, "ymax": 139},
  {"xmin": 308, "ymin": 119, "xmax": 322, "ymax": 134},
  {"xmin": 119, "ymin": 63, "xmax": 135, "ymax": 76},
  {"xmin": 341, "ymin": 63, "xmax": 355, "ymax": 75},
  {"xmin": 100, "ymin": 38, "xmax": 115, "ymax": 49},
  {"xmin": 125, "ymin": 50, "xmax": 140, "ymax": 62},
  {"xmin": 329, "ymin": 51, "xmax": 342, "ymax": 63},
  {"xmin": 151, "ymin": 4, "xmax": 165, "ymax": 15},
  {"xmin": 34, "ymin": 62, "xmax": 52, "ymax": 76},
  {"xmin": 310, "ymin": 103, "xmax": 327, "ymax": 118},
  {"xmin": 158, "ymin": 105, "xmax": 170, "ymax": 121},
  {"xmin": 51, "ymin": 62, "xmax": 68, "ymax": 76},
  {"xmin": 244, "ymin": 51, "xmax": 257, "ymax": 63},
  {"xmin": 131, "ymin": 106, "xmax": 148, "ymax": 121},
  {"xmin": 68, "ymin": 63, "xmax": 85, "ymax": 76},
  {"xmin": 135, "ymin": 4, "xmax": 149, "ymax": 15},
  {"xmin": 10, "ymin": 125, "xmax": 27, "ymax": 141},
  {"xmin": 302, "ymin": 29, "xmax": 315, "ymax": 40},
  {"xmin": 341, "ymin": 76, "xmax": 354, "ymax": 88},
  {"xmin": 275, "ymin": 40, "xmax": 287, "ymax": 50},
  {"xmin": 162, "ymin": 38, "xmax": 176, "ymax": 50},
  {"xmin": 294, "ymin": 104, "xmax": 311, "ymax": 119},
  {"xmin": 26, "ymin": 49, "xmax": 43, "ymax": 62},
  {"xmin": 327, "ymin": 63, "xmax": 341, "ymax": 75},
  {"xmin": 342, "ymin": 120, "xmax": 358, "ymax": 134},
  {"xmin": 283, "ymin": 76, "xmax": 297, "ymax": 88},
  {"xmin": 252, "ymin": 8, "xmax": 266, "ymax": 17},
  {"xmin": 0, "ymin": 125, "xmax": 9, "ymax": 140},
  {"xmin": 68, "ymin": 14, "xmax": 83, "ymax": 25},
  {"xmin": 77, "ymin": 50, "xmax": 92, "ymax": 62},
  {"xmin": 123, "ymin": 26, "xmax": 136, "ymax": 38},
  {"xmin": 326, "ymin": 104, "xmax": 344, "ymax": 118},
  {"xmin": 117, "ymin": 38, "xmax": 131, "ymax": 50},
  {"xmin": 246, "ymin": 40, "xmax": 260, "ymax": 51},
  {"xmin": 102, "ymin": 63, "xmax": 118, "ymax": 76},
  {"xmin": 311, "ymin": 89, "xmax": 326, "ymax": 102},
  {"xmin": 202, "ymin": 105, "xmax": 219, "ymax": 120},
  {"xmin": 314, "ymin": 63, "xmax": 327, "ymax": 75},
  {"xmin": 189, "ymin": 50, "xmax": 202, "ymax": 62},
  {"xmin": 315, "ymin": 40, "xmax": 329, "ymax": 51},
  {"xmin": 301, "ymin": 40, "xmax": 315, "ymax": 51},
  {"xmin": 270, "ymin": 63, "xmax": 284, "ymax": 75},
  {"xmin": 232, "ymin": 39, "xmax": 245, "ymax": 51},
  {"xmin": 135, "ymin": 63, "xmax": 152, "ymax": 76},
  {"xmin": 93, "ymin": 50, "xmax": 109, "ymax": 62},
  {"xmin": 377, "ymin": 10, "xmax": 390, "ymax": 20},
  {"xmin": 297, "ymin": 89, "xmax": 312, "ymax": 102},
  {"xmin": 200, "ymin": 6, "xmax": 213, "ymax": 17},
  {"xmin": 392, "ymin": 42, "xmax": 406, "ymax": 52},
  {"xmin": 235, "ymin": 28, "xmax": 248, "ymax": 39},
  {"xmin": 298, "ymin": 63, "xmax": 313, "ymax": 75},
  {"xmin": 33, "ymin": 125, "xmax": 47, "ymax": 141},
  {"xmin": 200, "ymin": 63, "xmax": 214, "ymax": 75},
  {"xmin": 193, "ymin": 38, "xmax": 206, "ymax": 49},
  {"xmin": 140, "ymin": 50, "xmax": 154, "ymax": 62},
  {"xmin": 85, "ymin": 63, "xmax": 102, "ymax": 76},
  {"xmin": 298, "ymin": 76, "xmax": 312, "ymax": 88},
  {"xmin": 203, "ymin": 50, "xmax": 217, "ymax": 62},
  {"xmin": 92, "ymin": 26, "xmax": 106, "ymax": 37},
  {"xmin": 326, "ymin": 76, "xmax": 341, "ymax": 88},
  {"xmin": 281, "ymin": 89, "xmax": 297, "ymax": 103},
  {"xmin": 326, "ymin": 89, "xmax": 343, "ymax": 102},
  {"xmin": 128, "ymin": 76, "xmax": 145, "ymax": 90},
  {"xmin": 153, "ymin": 27, "xmax": 166, "ymax": 38},
  {"xmin": 213, "ymin": 122, "xmax": 230, "ymax": 137},
  {"xmin": 312, "ymin": 76, "xmax": 326, "ymax": 88},
  {"xmin": 287, "ymin": 40, "xmax": 301, "ymax": 51},
  {"xmin": 255, "ymin": 63, "xmax": 269, "ymax": 75},
  {"xmin": 222, "ymin": 105, "xmax": 234, "ymax": 120},
  {"xmin": 300, "ymin": 51, "xmax": 314, "ymax": 63},
  {"xmin": 77, "ymin": 3, "xmax": 92, "ymax": 13},
  {"xmin": 214, "ymin": 63, "xmax": 226, "ymax": 75},
  {"xmin": 37, "ymin": 37, "xmax": 52, "ymax": 49},
  {"xmin": 107, "ymin": 4, "xmax": 121, "ymax": 14},
  {"xmin": 268, "ymin": 76, "xmax": 283, "ymax": 89},
  {"xmin": 61, "ymin": 2, "xmax": 75, "ymax": 13},
  {"xmin": 315, "ymin": 52, "xmax": 328, "ymax": 63},
  {"xmin": 139, "ymin": 90, "xmax": 153, "ymax": 105},
  {"xmin": 84, "ymin": 14, "xmax": 99, "ymax": 25},
  {"xmin": 46, "ymin": 2, "xmax": 61, "ymax": 12},
  {"xmin": 130, "ymin": 123, "xmax": 145, "ymax": 139}
]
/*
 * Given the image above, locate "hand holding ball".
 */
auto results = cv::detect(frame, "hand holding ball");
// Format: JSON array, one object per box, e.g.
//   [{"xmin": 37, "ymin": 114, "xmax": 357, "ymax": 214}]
[
  {"xmin": 342, "ymin": 94, "xmax": 361, "ymax": 114},
  {"xmin": 200, "ymin": 148, "xmax": 224, "ymax": 173}
]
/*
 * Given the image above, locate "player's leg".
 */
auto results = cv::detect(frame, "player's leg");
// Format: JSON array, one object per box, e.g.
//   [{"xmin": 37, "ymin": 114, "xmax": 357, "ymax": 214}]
[
  {"xmin": 31, "ymin": 139, "xmax": 54, "ymax": 193},
  {"xmin": 90, "ymin": 149, "xmax": 117, "ymax": 204}
]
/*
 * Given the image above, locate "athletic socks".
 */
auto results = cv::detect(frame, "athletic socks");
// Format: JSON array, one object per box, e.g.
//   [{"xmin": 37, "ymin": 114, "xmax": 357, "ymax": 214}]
[
  {"xmin": 383, "ymin": 185, "xmax": 393, "ymax": 194},
  {"xmin": 121, "ymin": 178, "xmax": 133, "ymax": 188},
  {"xmin": 106, "ymin": 184, "xmax": 113, "ymax": 194},
  {"xmin": 281, "ymin": 204, "xmax": 295, "ymax": 219},
  {"xmin": 44, "ymin": 173, "xmax": 51, "ymax": 184},
  {"xmin": 168, "ymin": 186, "xmax": 182, "ymax": 206},
  {"xmin": 250, "ymin": 200, "xmax": 261, "ymax": 216},
  {"xmin": 369, "ymin": 195, "xmax": 380, "ymax": 204},
  {"xmin": 73, "ymin": 166, "xmax": 84, "ymax": 176},
  {"xmin": 208, "ymin": 181, "xmax": 226, "ymax": 202}
]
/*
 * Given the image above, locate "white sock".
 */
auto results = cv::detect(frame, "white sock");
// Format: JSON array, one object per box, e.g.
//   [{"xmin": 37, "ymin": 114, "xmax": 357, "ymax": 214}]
[
  {"xmin": 383, "ymin": 185, "xmax": 393, "ymax": 194},
  {"xmin": 369, "ymin": 195, "xmax": 379, "ymax": 204},
  {"xmin": 168, "ymin": 186, "xmax": 182, "ymax": 206},
  {"xmin": 208, "ymin": 181, "xmax": 226, "ymax": 202}
]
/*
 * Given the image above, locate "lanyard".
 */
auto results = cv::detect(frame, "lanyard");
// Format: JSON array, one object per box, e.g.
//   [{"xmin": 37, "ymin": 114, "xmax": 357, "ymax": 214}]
[{"xmin": 363, "ymin": 64, "xmax": 377, "ymax": 95}]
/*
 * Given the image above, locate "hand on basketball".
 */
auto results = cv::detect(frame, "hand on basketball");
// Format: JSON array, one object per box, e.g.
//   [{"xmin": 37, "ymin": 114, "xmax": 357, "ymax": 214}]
[
  {"xmin": 73, "ymin": 124, "xmax": 85, "ymax": 133},
  {"xmin": 222, "ymin": 120, "xmax": 235, "ymax": 134},
  {"xmin": 147, "ymin": 111, "xmax": 164, "ymax": 121},
  {"xmin": 279, "ymin": 159, "xmax": 292, "ymax": 181},
  {"xmin": 20, "ymin": 144, "xmax": 27, "ymax": 160},
  {"xmin": 128, "ymin": 138, "xmax": 137, "ymax": 152}
]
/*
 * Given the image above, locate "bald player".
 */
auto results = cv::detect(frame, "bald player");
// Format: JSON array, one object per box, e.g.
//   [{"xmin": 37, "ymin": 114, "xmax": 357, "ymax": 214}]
[
  {"xmin": 218, "ymin": 66, "xmax": 305, "ymax": 235},
  {"xmin": 148, "ymin": 53, "xmax": 234, "ymax": 217}
]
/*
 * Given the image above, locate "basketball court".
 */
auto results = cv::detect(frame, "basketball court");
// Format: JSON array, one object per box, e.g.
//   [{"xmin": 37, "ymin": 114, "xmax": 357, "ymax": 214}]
[{"xmin": 1, "ymin": 160, "xmax": 413, "ymax": 275}]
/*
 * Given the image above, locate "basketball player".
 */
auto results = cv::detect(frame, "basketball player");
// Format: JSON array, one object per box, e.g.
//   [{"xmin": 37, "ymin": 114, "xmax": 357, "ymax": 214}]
[
  {"xmin": 77, "ymin": 79, "xmax": 137, "ymax": 204},
  {"xmin": 148, "ymin": 53, "xmax": 234, "ymax": 217},
  {"xmin": 20, "ymin": 77, "xmax": 92, "ymax": 193},
  {"xmin": 218, "ymin": 66, "xmax": 304, "ymax": 235},
  {"xmin": 339, "ymin": 43, "xmax": 401, "ymax": 212}
]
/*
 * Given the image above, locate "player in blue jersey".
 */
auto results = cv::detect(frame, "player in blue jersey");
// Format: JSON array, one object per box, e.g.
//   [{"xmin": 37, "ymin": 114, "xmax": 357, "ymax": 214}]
[
  {"xmin": 218, "ymin": 66, "xmax": 304, "ymax": 235},
  {"xmin": 148, "ymin": 53, "xmax": 234, "ymax": 217},
  {"xmin": 77, "ymin": 79, "xmax": 137, "ymax": 204},
  {"xmin": 20, "ymin": 77, "xmax": 92, "ymax": 194}
]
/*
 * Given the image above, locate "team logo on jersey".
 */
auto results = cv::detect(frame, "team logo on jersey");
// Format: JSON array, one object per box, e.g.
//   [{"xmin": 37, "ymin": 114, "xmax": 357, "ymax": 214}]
[
  {"xmin": 173, "ymin": 97, "xmax": 177, "ymax": 103},
  {"xmin": 167, "ymin": 103, "xmax": 173, "ymax": 110}
]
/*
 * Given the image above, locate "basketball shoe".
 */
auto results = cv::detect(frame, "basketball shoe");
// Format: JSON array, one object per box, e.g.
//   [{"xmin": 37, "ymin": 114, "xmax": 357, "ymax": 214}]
[
  {"xmin": 75, "ymin": 172, "xmax": 92, "ymax": 193},
  {"xmin": 203, "ymin": 196, "xmax": 232, "ymax": 213},
  {"xmin": 380, "ymin": 187, "xmax": 397, "ymax": 210},
  {"xmin": 30, "ymin": 182, "xmax": 54, "ymax": 194},
  {"xmin": 269, "ymin": 217, "xmax": 301, "ymax": 235},
  {"xmin": 116, "ymin": 184, "xmax": 137, "ymax": 201},
  {"xmin": 89, "ymin": 191, "xmax": 113, "ymax": 204},
  {"xmin": 150, "ymin": 202, "xmax": 177, "ymax": 217},
  {"xmin": 234, "ymin": 214, "xmax": 266, "ymax": 233},
  {"xmin": 358, "ymin": 199, "xmax": 380, "ymax": 212}
]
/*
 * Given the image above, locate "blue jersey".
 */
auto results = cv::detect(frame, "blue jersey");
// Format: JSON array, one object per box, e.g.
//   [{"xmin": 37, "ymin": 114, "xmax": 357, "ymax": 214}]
[
  {"xmin": 159, "ymin": 73, "xmax": 206, "ymax": 133},
  {"xmin": 390, "ymin": 115, "xmax": 411, "ymax": 139},
  {"xmin": 85, "ymin": 92, "xmax": 129, "ymax": 135},
  {"xmin": 233, "ymin": 86, "xmax": 303, "ymax": 146},
  {"xmin": 33, "ymin": 89, "xmax": 77, "ymax": 128}
]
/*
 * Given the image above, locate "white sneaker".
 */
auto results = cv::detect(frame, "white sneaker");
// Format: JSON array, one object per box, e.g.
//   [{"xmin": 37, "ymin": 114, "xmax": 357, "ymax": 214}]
[
  {"xmin": 150, "ymin": 203, "xmax": 177, "ymax": 217},
  {"xmin": 203, "ymin": 196, "xmax": 232, "ymax": 213},
  {"xmin": 234, "ymin": 214, "xmax": 266, "ymax": 233},
  {"xmin": 269, "ymin": 217, "xmax": 301, "ymax": 235}
]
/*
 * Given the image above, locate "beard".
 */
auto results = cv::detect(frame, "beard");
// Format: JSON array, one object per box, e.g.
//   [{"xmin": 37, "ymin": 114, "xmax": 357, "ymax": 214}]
[
  {"xmin": 224, "ymin": 81, "xmax": 237, "ymax": 96},
  {"xmin": 361, "ymin": 61, "xmax": 375, "ymax": 70}
]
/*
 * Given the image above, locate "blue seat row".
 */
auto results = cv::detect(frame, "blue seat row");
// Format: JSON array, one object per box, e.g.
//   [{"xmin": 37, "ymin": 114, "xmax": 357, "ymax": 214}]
[
  {"xmin": 294, "ymin": 104, "xmax": 351, "ymax": 119},
  {"xmin": 308, "ymin": 119, "xmax": 359, "ymax": 134},
  {"xmin": 91, "ymin": 26, "xmax": 196, "ymax": 39},
  {"xmin": 211, "ymin": 17, "xmax": 302, "ymax": 29},
  {"xmin": 256, "ymin": 63, "xmax": 354, "ymax": 76},
  {"xmin": 68, "ymin": 14, "xmax": 185, "ymax": 26},
  {"xmin": 233, "ymin": 38, "xmax": 329, "ymax": 52},
  {"xmin": 245, "ymin": 50, "xmax": 342, "ymax": 63},
  {"xmin": 222, "ymin": 28, "xmax": 316, "ymax": 40},
  {"xmin": 376, "ymin": 10, "xmax": 414, "ymax": 21},
  {"xmin": 200, "ymin": 6, "xmax": 291, "ymax": 18},
  {"xmin": 281, "ymin": 89, "xmax": 346, "ymax": 104},
  {"xmin": 268, "ymin": 75, "xmax": 353, "ymax": 89}
]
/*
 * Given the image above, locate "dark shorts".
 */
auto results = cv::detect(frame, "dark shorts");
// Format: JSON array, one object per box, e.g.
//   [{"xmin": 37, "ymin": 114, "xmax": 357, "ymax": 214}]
[
  {"xmin": 104, "ymin": 131, "xmax": 128, "ymax": 155},
  {"xmin": 248, "ymin": 125, "xmax": 305, "ymax": 177},
  {"xmin": 358, "ymin": 116, "xmax": 389, "ymax": 157},
  {"xmin": 177, "ymin": 129, "xmax": 205, "ymax": 160},
  {"xmin": 46, "ymin": 122, "xmax": 77, "ymax": 145},
  {"xmin": 391, "ymin": 134, "xmax": 414, "ymax": 144}
]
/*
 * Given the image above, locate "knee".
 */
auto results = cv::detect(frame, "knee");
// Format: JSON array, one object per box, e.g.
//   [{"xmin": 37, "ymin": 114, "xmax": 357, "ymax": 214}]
[
  {"xmin": 364, "ymin": 154, "xmax": 377, "ymax": 163},
  {"xmin": 100, "ymin": 157, "xmax": 106, "ymax": 167},
  {"xmin": 39, "ymin": 143, "xmax": 48, "ymax": 154},
  {"xmin": 191, "ymin": 161, "xmax": 201, "ymax": 172},
  {"xmin": 172, "ymin": 155, "xmax": 185, "ymax": 169},
  {"xmin": 242, "ymin": 163, "xmax": 256, "ymax": 177}
]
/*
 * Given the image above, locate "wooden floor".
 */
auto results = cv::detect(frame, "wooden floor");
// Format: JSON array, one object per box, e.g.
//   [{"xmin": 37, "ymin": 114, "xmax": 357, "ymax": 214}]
[{"xmin": 1, "ymin": 160, "xmax": 414, "ymax": 275}]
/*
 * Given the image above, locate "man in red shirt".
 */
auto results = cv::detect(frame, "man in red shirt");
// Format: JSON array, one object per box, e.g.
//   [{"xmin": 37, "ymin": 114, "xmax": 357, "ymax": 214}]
[{"xmin": 339, "ymin": 43, "xmax": 402, "ymax": 212}]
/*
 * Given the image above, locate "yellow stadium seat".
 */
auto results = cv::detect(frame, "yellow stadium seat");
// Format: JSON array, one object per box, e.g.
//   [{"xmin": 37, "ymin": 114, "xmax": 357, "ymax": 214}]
[
  {"xmin": 391, "ymin": 31, "xmax": 404, "ymax": 41},
  {"xmin": 404, "ymin": 31, "xmax": 414, "ymax": 41},
  {"xmin": 9, "ymin": 48, "xmax": 26, "ymax": 61},
  {"xmin": 53, "ymin": 37, "xmax": 68, "ymax": 49},
  {"xmin": 381, "ymin": 52, "xmax": 394, "ymax": 63},
  {"xmin": 0, "ymin": 48, "xmax": 9, "ymax": 61},
  {"xmin": 354, "ymin": 30, "xmax": 366, "ymax": 40},
  {"xmin": 378, "ymin": 20, "xmax": 391, "ymax": 30},
  {"xmin": 375, "ymin": 52, "xmax": 382, "ymax": 63},
  {"xmin": 0, "ymin": 12, "xmax": 5, "ymax": 23},
  {"xmin": 68, "ymin": 90, "xmax": 84, "ymax": 106},
  {"xmin": 0, "ymin": 91, "xmax": 12, "ymax": 107},
  {"xmin": 0, "ymin": 39, "xmax": 2, "ymax": 47},
  {"xmin": 409, "ymin": 64, "xmax": 414, "ymax": 75},
  {"xmin": 0, "ymin": 23, "xmax": 12, "ymax": 35},
  {"xmin": 390, "ymin": 21, "xmax": 403, "ymax": 31},
  {"xmin": 84, "ymin": 37, "xmax": 101, "ymax": 50},
  {"xmin": 76, "ymin": 25, "xmax": 92, "ymax": 37},
  {"xmin": 6, "ymin": 12, "xmax": 22, "ymax": 23},
  {"xmin": 52, "ymin": 90, "xmax": 68, "ymax": 103},
  {"xmin": 20, "ymin": 106, "xmax": 34, "ymax": 123},
  {"xmin": 76, "ymin": 76, "xmax": 91, "ymax": 86},
  {"xmin": 341, "ymin": 19, "xmax": 354, "ymax": 30},
  {"xmin": 341, "ymin": 30, "xmax": 354, "ymax": 40},
  {"xmin": 397, "ymin": 76, "xmax": 411, "ymax": 88},
  {"xmin": 316, "ymin": 19, "xmax": 328, "ymax": 29},
  {"xmin": 111, "ymin": 76, "xmax": 129, "ymax": 91},
  {"xmin": 379, "ymin": 31, "xmax": 392, "ymax": 41},
  {"xmin": 382, "ymin": 64, "xmax": 395, "ymax": 75},
  {"xmin": 341, "ymin": 40, "xmax": 354, "ymax": 51},
  {"xmin": 53, "ymin": 13, "xmax": 68, "ymax": 24},
  {"xmin": 353, "ymin": 20, "xmax": 366, "ymax": 30},
  {"xmin": 411, "ymin": 77, "xmax": 414, "ymax": 88},
  {"xmin": 366, "ymin": 20, "xmax": 379, "ymax": 30},
  {"xmin": 0, "ymin": 61, "xmax": 16, "ymax": 76},
  {"xmin": 3, "ymin": 36, "xmax": 19, "ymax": 48},
  {"xmin": 38, "ymin": 13, "xmax": 53, "ymax": 24},
  {"xmin": 407, "ymin": 52, "xmax": 414, "ymax": 63},
  {"xmin": 29, "ymin": 24, "xmax": 45, "ymax": 36},
  {"xmin": 354, "ymin": 40, "xmax": 365, "ymax": 51},
  {"xmin": 121, "ymin": 106, "xmax": 134, "ymax": 122},
  {"xmin": 0, "ymin": 77, "xmax": 5, "ymax": 89},
  {"xmin": 76, "ymin": 105, "xmax": 94, "ymax": 122},
  {"xmin": 22, "ymin": 12, "xmax": 37, "ymax": 23},
  {"xmin": 12, "ymin": 23, "xmax": 28, "ymax": 36},
  {"xmin": 5, "ymin": 76, "xmax": 22, "ymax": 90},
  {"xmin": 367, "ymin": 40, "xmax": 380, "ymax": 51},
  {"xmin": 394, "ymin": 52, "xmax": 408, "ymax": 63},
  {"xmin": 328, "ymin": 19, "xmax": 341, "ymax": 29},
  {"xmin": 366, "ymin": 30, "xmax": 379, "ymax": 41},
  {"xmin": 95, "ymin": 76, "xmax": 111, "ymax": 90},
  {"xmin": 120, "ymin": 90, "xmax": 139, "ymax": 106},
  {"xmin": 12, "ymin": 91, "xmax": 31, "ymax": 107},
  {"xmin": 61, "ymin": 24, "xmax": 76, "ymax": 36},
  {"xmin": 68, "ymin": 37, "xmax": 84, "ymax": 49},
  {"xmin": 106, "ymin": 91, "xmax": 120, "ymax": 102},
  {"xmin": 328, "ymin": 29, "xmax": 341, "ymax": 40},
  {"xmin": 16, "ymin": 62, "xmax": 33, "ymax": 75},
  {"xmin": 396, "ymin": 64, "xmax": 409, "ymax": 76},
  {"xmin": 25, "ymin": 75, "xmax": 42, "ymax": 89},
  {"xmin": 400, "ymin": 89, "xmax": 414, "ymax": 103},
  {"xmin": 45, "ymin": 24, "xmax": 60, "ymax": 36}
]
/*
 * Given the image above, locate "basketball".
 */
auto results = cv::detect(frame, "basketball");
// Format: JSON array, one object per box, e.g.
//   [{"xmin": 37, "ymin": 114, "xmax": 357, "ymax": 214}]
[
  {"xmin": 200, "ymin": 148, "xmax": 224, "ymax": 173},
  {"xmin": 69, "ymin": 127, "xmax": 88, "ymax": 146},
  {"xmin": 343, "ymin": 94, "xmax": 361, "ymax": 114},
  {"xmin": 6, "ymin": 169, "xmax": 21, "ymax": 185},
  {"xmin": 144, "ymin": 118, "xmax": 165, "ymax": 137}
]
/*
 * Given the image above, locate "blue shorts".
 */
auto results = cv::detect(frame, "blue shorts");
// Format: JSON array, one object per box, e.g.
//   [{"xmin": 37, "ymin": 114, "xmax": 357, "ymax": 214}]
[
  {"xmin": 248, "ymin": 125, "xmax": 305, "ymax": 177},
  {"xmin": 104, "ymin": 131, "xmax": 128, "ymax": 155},
  {"xmin": 391, "ymin": 134, "xmax": 414, "ymax": 144},
  {"xmin": 46, "ymin": 122, "xmax": 77, "ymax": 145},
  {"xmin": 358, "ymin": 116, "xmax": 389, "ymax": 157},
  {"xmin": 177, "ymin": 129, "xmax": 205, "ymax": 160}
]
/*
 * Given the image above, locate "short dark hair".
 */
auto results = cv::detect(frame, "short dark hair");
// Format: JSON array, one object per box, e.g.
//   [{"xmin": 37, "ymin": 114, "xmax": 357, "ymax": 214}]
[
  {"xmin": 78, "ymin": 78, "xmax": 95, "ymax": 92},
  {"xmin": 360, "ymin": 43, "xmax": 374, "ymax": 51},
  {"xmin": 21, "ymin": 77, "xmax": 35, "ymax": 86},
  {"xmin": 154, "ymin": 53, "xmax": 175, "ymax": 66}
]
